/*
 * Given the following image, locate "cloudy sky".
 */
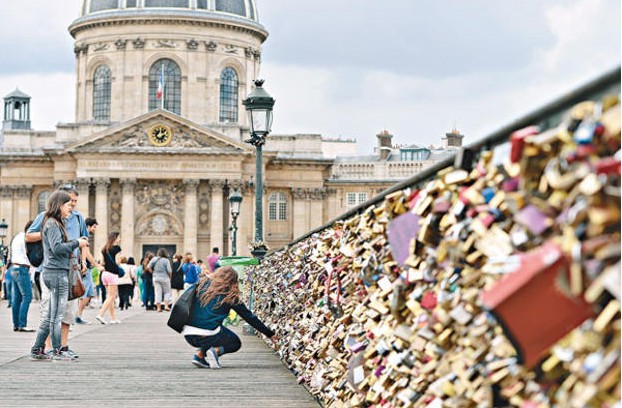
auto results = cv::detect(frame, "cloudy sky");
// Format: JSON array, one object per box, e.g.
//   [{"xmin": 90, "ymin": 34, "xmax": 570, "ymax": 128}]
[{"xmin": 0, "ymin": 0, "xmax": 619, "ymax": 153}]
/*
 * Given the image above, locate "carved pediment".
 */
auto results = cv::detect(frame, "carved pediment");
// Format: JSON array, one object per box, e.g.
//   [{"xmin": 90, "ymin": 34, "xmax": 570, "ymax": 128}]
[{"xmin": 67, "ymin": 110, "xmax": 249, "ymax": 153}]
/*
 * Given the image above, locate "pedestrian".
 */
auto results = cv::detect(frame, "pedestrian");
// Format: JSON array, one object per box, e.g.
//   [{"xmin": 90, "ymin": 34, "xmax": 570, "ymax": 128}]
[
  {"xmin": 183, "ymin": 266, "xmax": 278, "ymax": 369},
  {"xmin": 142, "ymin": 252, "xmax": 155, "ymax": 310},
  {"xmin": 76, "ymin": 217, "xmax": 102, "ymax": 324},
  {"xmin": 148, "ymin": 248, "xmax": 172, "ymax": 312},
  {"xmin": 8, "ymin": 220, "xmax": 35, "ymax": 332},
  {"xmin": 96, "ymin": 232, "xmax": 123, "ymax": 324},
  {"xmin": 117, "ymin": 256, "xmax": 135, "ymax": 310},
  {"xmin": 206, "ymin": 247, "xmax": 220, "ymax": 273},
  {"xmin": 182, "ymin": 252, "xmax": 200, "ymax": 289},
  {"xmin": 3, "ymin": 259, "xmax": 12, "ymax": 308},
  {"xmin": 170, "ymin": 253, "xmax": 184, "ymax": 304},
  {"xmin": 30, "ymin": 190, "xmax": 89, "ymax": 361},
  {"xmin": 27, "ymin": 184, "xmax": 94, "ymax": 358}
]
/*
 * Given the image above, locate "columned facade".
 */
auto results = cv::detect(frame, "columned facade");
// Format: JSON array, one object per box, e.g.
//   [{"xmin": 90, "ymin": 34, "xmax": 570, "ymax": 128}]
[
  {"xmin": 183, "ymin": 179, "xmax": 200, "ymax": 255},
  {"xmin": 209, "ymin": 180, "xmax": 225, "ymax": 254},
  {"xmin": 94, "ymin": 178, "xmax": 110, "ymax": 257}
]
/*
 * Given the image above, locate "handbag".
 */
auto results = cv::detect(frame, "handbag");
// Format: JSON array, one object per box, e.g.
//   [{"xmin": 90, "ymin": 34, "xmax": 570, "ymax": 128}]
[
  {"xmin": 167, "ymin": 284, "xmax": 197, "ymax": 333},
  {"xmin": 105, "ymin": 251, "xmax": 125, "ymax": 278},
  {"xmin": 68, "ymin": 255, "xmax": 85, "ymax": 300}
]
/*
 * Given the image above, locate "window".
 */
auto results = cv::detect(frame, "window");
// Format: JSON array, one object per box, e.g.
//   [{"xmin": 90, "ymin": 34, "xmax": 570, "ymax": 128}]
[
  {"xmin": 144, "ymin": 0, "xmax": 189, "ymax": 7},
  {"xmin": 346, "ymin": 192, "xmax": 367, "ymax": 208},
  {"xmin": 93, "ymin": 65, "xmax": 111, "ymax": 121},
  {"xmin": 268, "ymin": 192, "xmax": 287, "ymax": 221},
  {"xmin": 219, "ymin": 68, "xmax": 238, "ymax": 123},
  {"xmin": 197, "ymin": 0, "xmax": 208, "ymax": 9},
  {"xmin": 37, "ymin": 191, "xmax": 52, "ymax": 213},
  {"xmin": 90, "ymin": 0, "xmax": 119, "ymax": 13},
  {"xmin": 149, "ymin": 59, "xmax": 181, "ymax": 115},
  {"xmin": 215, "ymin": 0, "xmax": 246, "ymax": 16}
]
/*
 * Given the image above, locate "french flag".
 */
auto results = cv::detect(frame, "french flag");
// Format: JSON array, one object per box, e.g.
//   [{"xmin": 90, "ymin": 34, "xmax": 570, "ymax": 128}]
[{"xmin": 156, "ymin": 66, "xmax": 164, "ymax": 100}]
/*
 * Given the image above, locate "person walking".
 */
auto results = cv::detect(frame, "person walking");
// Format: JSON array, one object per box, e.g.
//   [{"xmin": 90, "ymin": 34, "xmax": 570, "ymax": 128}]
[
  {"xmin": 183, "ymin": 266, "xmax": 277, "ymax": 369},
  {"xmin": 30, "ymin": 191, "xmax": 89, "ymax": 361},
  {"xmin": 8, "ymin": 220, "xmax": 35, "ymax": 332},
  {"xmin": 117, "ymin": 257, "xmax": 136, "ymax": 310},
  {"xmin": 170, "ymin": 253, "xmax": 184, "ymax": 304},
  {"xmin": 96, "ymin": 232, "xmax": 123, "ymax": 324},
  {"xmin": 148, "ymin": 248, "xmax": 172, "ymax": 313}
]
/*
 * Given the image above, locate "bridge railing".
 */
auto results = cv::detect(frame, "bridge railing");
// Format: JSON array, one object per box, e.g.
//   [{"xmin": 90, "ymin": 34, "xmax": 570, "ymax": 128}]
[{"xmin": 247, "ymin": 66, "xmax": 621, "ymax": 407}]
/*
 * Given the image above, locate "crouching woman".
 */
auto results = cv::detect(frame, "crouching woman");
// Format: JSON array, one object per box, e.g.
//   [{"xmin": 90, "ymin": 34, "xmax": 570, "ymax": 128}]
[{"xmin": 183, "ymin": 266, "xmax": 277, "ymax": 368}]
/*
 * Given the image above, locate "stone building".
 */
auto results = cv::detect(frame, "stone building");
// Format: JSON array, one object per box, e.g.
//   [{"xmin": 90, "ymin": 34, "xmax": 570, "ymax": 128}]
[{"xmin": 0, "ymin": 0, "xmax": 460, "ymax": 259}]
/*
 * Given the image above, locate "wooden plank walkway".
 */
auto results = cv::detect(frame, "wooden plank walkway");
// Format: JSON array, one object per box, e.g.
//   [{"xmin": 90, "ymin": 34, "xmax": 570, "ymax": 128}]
[{"xmin": 0, "ymin": 298, "xmax": 319, "ymax": 407}]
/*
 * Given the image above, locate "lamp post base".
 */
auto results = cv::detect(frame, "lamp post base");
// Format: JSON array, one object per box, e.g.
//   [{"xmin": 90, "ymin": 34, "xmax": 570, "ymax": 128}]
[{"xmin": 250, "ymin": 245, "xmax": 267, "ymax": 260}]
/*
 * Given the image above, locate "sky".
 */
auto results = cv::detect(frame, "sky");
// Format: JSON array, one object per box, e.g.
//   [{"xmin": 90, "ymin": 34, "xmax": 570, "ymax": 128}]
[{"xmin": 0, "ymin": 0, "xmax": 619, "ymax": 154}]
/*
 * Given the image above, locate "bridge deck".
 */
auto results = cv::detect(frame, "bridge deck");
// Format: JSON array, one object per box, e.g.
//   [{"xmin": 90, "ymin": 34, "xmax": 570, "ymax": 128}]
[{"xmin": 0, "ymin": 299, "xmax": 319, "ymax": 407}]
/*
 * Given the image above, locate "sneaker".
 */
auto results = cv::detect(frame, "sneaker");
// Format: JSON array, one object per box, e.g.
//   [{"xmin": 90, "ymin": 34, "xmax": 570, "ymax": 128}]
[
  {"xmin": 75, "ymin": 317, "xmax": 85, "ymax": 324},
  {"xmin": 110, "ymin": 319, "xmax": 121, "ymax": 324},
  {"xmin": 205, "ymin": 347, "xmax": 221, "ymax": 369},
  {"xmin": 191, "ymin": 354, "xmax": 210, "ymax": 369},
  {"xmin": 95, "ymin": 315, "xmax": 107, "ymax": 325},
  {"xmin": 52, "ymin": 350, "xmax": 78, "ymax": 362},
  {"xmin": 30, "ymin": 348, "xmax": 52, "ymax": 361},
  {"xmin": 61, "ymin": 347, "xmax": 79, "ymax": 359},
  {"xmin": 17, "ymin": 327, "xmax": 36, "ymax": 332}
]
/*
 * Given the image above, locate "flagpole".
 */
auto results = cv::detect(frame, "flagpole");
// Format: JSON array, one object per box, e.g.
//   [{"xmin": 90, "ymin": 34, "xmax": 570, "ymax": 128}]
[{"xmin": 160, "ymin": 63, "xmax": 165, "ymax": 110}]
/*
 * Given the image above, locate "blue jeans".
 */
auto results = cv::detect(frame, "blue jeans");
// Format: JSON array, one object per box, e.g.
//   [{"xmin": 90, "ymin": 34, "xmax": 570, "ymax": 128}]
[
  {"xmin": 32, "ymin": 270, "xmax": 68, "ymax": 352},
  {"xmin": 185, "ymin": 326, "xmax": 241, "ymax": 355},
  {"xmin": 10, "ymin": 265, "xmax": 33, "ymax": 329}
]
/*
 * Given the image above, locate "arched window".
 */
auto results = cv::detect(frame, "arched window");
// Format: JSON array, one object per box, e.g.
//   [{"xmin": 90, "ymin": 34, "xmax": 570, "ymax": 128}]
[
  {"xmin": 37, "ymin": 191, "xmax": 52, "ymax": 213},
  {"xmin": 219, "ymin": 67, "xmax": 238, "ymax": 123},
  {"xmin": 268, "ymin": 192, "xmax": 287, "ymax": 221},
  {"xmin": 93, "ymin": 65, "xmax": 111, "ymax": 121},
  {"xmin": 149, "ymin": 59, "xmax": 181, "ymax": 115}
]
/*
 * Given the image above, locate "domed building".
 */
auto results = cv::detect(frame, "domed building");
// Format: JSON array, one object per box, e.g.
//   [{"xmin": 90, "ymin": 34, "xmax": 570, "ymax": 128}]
[{"xmin": 0, "ymin": 0, "xmax": 459, "ymax": 259}]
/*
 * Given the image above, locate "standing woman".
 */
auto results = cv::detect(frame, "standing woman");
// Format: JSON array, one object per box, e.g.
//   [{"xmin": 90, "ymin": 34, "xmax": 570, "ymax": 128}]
[
  {"xmin": 148, "ymin": 248, "xmax": 172, "ymax": 312},
  {"xmin": 96, "ymin": 232, "xmax": 122, "ymax": 324},
  {"xmin": 183, "ymin": 266, "xmax": 277, "ymax": 369},
  {"xmin": 142, "ymin": 252, "xmax": 155, "ymax": 310},
  {"xmin": 30, "ymin": 191, "xmax": 88, "ymax": 361},
  {"xmin": 170, "ymin": 253, "xmax": 184, "ymax": 305}
]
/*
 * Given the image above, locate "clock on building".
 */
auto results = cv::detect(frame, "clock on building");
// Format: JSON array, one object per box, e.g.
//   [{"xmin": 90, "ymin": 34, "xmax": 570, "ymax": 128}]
[{"xmin": 148, "ymin": 124, "xmax": 173, "ymax": 146}]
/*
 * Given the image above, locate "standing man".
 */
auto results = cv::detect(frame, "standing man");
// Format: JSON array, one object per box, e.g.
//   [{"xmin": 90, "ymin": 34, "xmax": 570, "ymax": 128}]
[
  {"xmin": 8, "ymin": 221, "xmax": 35, "ymax": 332},
  {"xmin": 206, "ymin": 247, "xmax": 220, "ymax": 273},
  {"xmin": 76, "ymin": 218, "xmax": 101, "ymax": 324},
  {"xmin": 26, "ymin": 185, "xmax": 96, "ymax": 358}
]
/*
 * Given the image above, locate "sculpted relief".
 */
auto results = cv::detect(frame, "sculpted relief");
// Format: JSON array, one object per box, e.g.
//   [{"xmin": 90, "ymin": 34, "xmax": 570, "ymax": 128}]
[{"xmin": 134, "ymin": 181, "xmax": 185, "ymax": 237}]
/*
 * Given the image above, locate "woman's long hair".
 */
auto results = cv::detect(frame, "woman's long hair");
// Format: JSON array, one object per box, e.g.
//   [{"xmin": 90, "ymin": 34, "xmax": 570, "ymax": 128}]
[
  {"xmin": 102, "ymin": 231, "xmax": 120, "ymax": 256},
  {"xmin": 42, "ymin": 190, "xmax": 71, "ymax": 241},
  {"xmin": 143, "ymin": 252, "xmax": 154, "ymax": 272},
  {"xmin": 197, "ymin": 266, "xmax": 240, "ymax": 308},
  {"xmin": 183, "ymin": 252, "xmax": 194, "ymax": 264}
]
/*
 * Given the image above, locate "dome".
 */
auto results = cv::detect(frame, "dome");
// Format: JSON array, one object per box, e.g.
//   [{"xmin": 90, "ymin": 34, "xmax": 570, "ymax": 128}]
[{"xmin": 71, "ymin": 0, "xmax": 265, "ymax": 37}]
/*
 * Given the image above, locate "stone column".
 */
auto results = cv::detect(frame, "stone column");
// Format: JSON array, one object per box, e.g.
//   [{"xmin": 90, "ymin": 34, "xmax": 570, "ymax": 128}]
[
  {"xmin": 309, "ymin": 188, "xmax": 327, "ymax": 230},
  {"xmin": 0, "ymin": 187, "xmax": 15, "ymax": 240},
  {"xmin": 292, "ymin": 188, "xmax": 309, "ymax": 240},
  {"xmin": 75, "ymin": 178, "xmax": 91, "ymax": 218},
  {"xmin": 13, "ymin": 186, "xmax": 33, "ymax": 234},
  {"xmin": 183, "ymin": 179, "xmax": 200, "ymax": 255},
  {"xmin": 325, "ymin": 188, "xmax": 338, "ymax": 222},
  {"xmin": 120, "ymin": 178, "xmax": 136, "ymax": 257},
  {"xmin": 209, "ymin": 180, "xmax": 225, "ymax": 254},
  {"xmin": 93, "ymin": 178, "xmax": 110, "ymax": 259}
]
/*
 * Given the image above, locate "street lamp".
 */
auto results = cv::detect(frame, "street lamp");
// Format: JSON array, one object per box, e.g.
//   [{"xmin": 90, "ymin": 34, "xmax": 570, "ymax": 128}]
[
  {"xmin": 243, "ymin": 79, "xmax": 275, "ymax": 260},
  {"xmin": 0, "ymin": 218, "xmax": 8, "ymax": 265},
  {"xmin": 228, "ymin": 188, "xmax": 243, "ymax": 256}
]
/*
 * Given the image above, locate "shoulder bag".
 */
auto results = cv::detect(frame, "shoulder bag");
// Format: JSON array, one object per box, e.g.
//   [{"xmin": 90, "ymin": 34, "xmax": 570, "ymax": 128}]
[
  {"xmin": 68, "ymin": 255, "xmax": 85, "ymax": 300},
  {"xmin": 167, "ymin": 284, "xmax": 197, "ymax": 333},
  {"xmin": 106, "ymin": 251, "xmax": 125, "ymax": 278}
]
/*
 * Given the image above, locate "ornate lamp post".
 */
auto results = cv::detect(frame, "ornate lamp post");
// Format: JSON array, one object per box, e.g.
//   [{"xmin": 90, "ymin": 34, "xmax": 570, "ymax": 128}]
[
  {"xmin": 0, "ymin": 218, "xmax": 8, "ymax": 265},
  {"xmin": 228, "ymin": 188, "xmax": 243, "ymax": 256},
  {"xmin": 243, "ymin": 79, "xmax": 275, "ymax": 260}
]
